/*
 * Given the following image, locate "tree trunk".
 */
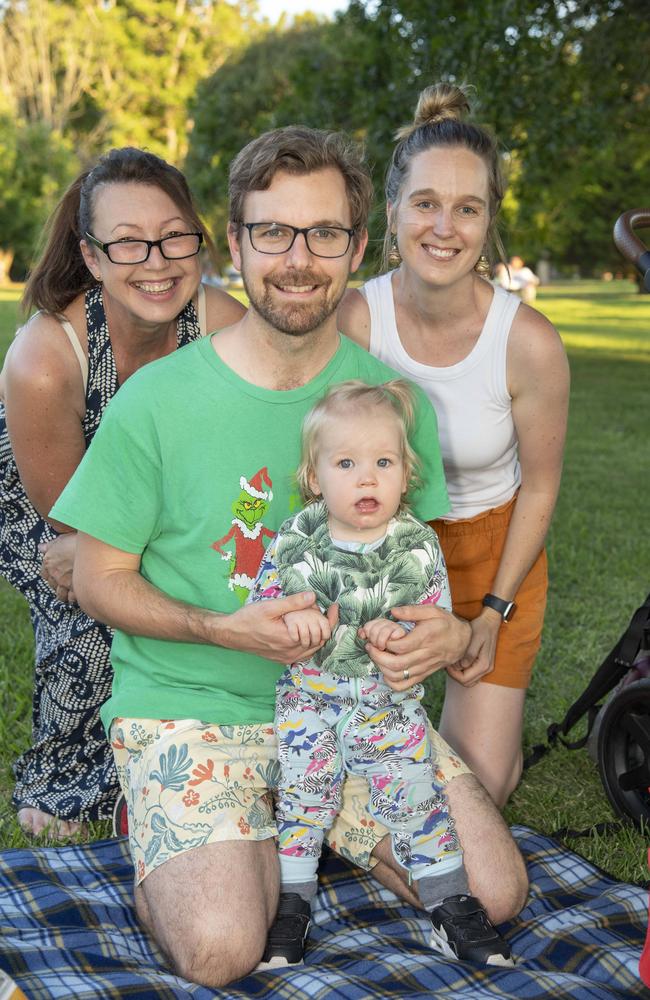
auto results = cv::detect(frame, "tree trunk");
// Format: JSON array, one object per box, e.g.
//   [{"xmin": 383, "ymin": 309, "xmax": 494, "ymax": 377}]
[{"xmin": 0, "ymin": 249, "xmax": 15, "ymax": 285}]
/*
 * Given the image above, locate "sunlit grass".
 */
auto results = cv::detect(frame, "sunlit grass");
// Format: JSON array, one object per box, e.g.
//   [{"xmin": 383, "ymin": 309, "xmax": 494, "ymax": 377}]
[
  {"xmin": 0, "ymin": 292, "xmax": 21, "ymax": 364},
  {"xmin": 537, "ymin": 281, "xmax": 650, "ymax": 360}
]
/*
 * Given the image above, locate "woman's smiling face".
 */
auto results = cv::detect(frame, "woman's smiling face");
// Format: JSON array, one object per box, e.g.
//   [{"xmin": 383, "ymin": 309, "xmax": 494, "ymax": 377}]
[
  {"xmin": 391, "ymin": 145, "xmax": 491, "ymax": 288},
  {"xmin": 81, "ymin": 181, "xmax": 201, "ymax": 328}
]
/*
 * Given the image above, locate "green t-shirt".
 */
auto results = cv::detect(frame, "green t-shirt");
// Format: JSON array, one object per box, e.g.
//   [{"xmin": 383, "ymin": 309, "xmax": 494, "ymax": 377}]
[{"xmin": 52, "ymin": 334, "xmax": 449, "ymax": 730}]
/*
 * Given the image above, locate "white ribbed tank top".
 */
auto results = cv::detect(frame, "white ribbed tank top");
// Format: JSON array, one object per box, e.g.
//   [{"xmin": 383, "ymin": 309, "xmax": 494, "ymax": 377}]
[{"xmin": 361, "ymin": 273, "xmax": 521, "ymax": 520}]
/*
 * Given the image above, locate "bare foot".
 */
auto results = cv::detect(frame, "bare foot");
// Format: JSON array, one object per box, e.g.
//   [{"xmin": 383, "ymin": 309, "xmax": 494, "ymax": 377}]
[{"xmin": 18, "ymin": 807, "xmax": 85, "ymax": 839}]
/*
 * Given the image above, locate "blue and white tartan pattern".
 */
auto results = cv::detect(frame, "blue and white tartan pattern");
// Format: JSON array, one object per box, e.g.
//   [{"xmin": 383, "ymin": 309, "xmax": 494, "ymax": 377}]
[{"xmin": 0, "ymin": 826, "xmax": 646, "ymax": 999}]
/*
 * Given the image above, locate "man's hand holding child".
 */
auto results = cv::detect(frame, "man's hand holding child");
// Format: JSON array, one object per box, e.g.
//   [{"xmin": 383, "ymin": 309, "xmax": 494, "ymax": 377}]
[{"xmin": 359, "ymin": 618, "xmax": 407, "ymax": 651}]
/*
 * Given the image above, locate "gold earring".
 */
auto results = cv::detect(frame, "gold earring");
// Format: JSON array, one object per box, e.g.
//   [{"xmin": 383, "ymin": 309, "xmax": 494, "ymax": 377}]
[
  {"xmin": 388, "ymin": 234, "xmax": 402, "ymax": 267},
  {"xmin": 474, "ymin": 253, "xmax": 491, "ymax": 277}
]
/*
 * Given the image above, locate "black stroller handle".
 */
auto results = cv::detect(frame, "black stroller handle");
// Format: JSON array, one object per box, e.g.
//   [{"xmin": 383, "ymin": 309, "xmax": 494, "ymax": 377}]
[{"xmin": 613, "ymin": 209, "xmax": 650, "ymax": 290}]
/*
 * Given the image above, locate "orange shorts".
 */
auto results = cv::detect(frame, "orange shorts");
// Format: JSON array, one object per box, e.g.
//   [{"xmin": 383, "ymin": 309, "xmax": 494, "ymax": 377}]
[{"xmin": 430, "ymin": 495, "xmax": 548, "ymax": 690}]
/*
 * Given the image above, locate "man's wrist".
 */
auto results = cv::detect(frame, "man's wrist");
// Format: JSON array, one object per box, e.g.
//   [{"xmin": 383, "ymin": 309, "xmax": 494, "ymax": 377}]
[
  {"xmin": 451, "ymin": 614, "xmax": 472, "ymax": 659},
  {"xmin": 480, "ymin": 605, "xmax": 505, "ymax": 627},
  {"xmin": 186, "ymin": 604, "xmax": 226, "ymax": 646}
]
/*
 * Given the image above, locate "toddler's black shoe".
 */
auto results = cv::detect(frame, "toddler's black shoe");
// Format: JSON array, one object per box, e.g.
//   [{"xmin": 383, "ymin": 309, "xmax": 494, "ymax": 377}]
[
  {"xmin": 257, "ymin": 892, "xmax": 312, "ymax": 970},
  {"xmin": 429, "ymin": 894, "xmax": 514, "ymax": 967}
]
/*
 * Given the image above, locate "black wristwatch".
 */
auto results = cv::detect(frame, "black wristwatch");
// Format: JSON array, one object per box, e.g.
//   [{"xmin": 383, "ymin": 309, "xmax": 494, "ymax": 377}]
[{"xmin": 482, "ymin": 593, "xmax": 517, "ymax": 623}]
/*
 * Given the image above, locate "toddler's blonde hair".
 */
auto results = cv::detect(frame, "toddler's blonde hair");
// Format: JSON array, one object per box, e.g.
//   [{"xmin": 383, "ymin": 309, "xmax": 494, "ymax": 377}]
[{"xmin": 296, "ymin": 379, "xmax": 422, "ymax": 509}]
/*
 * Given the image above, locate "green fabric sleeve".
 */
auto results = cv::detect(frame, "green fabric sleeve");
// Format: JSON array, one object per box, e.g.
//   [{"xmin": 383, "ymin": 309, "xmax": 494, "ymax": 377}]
[
  {"xmin": 50, "ymin": 381, "xmax": 163, "ymax": 553},
  {"xmin": 409, "ymin": 383, "xmax": 450, "ymax": 521}
]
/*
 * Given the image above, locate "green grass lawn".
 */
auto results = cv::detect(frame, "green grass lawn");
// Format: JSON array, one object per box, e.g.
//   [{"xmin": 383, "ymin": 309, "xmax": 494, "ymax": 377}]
[{"xmin": 1, "ymin": 280, "xmax": 649, "ymax": 882}]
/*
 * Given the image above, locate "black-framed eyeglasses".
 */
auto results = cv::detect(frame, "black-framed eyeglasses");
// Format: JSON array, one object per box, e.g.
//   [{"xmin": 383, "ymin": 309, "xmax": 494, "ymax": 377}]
[
  {"xmin": 241, "ymin": 222, "xmax": 355, "ymax": 258},
  {"xmin": 84, "ymin": 231, "xmax": 203, "ymax": 264}
]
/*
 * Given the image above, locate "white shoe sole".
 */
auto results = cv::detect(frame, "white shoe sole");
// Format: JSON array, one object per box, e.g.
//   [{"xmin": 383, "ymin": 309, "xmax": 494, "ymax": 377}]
[
  {"xmin": 430, "ymin": 928, "xmax": 515, "ymax": 967},
  {"xmin": 255, "ymin": 955, "xmax": 304, "ymax": 972}
]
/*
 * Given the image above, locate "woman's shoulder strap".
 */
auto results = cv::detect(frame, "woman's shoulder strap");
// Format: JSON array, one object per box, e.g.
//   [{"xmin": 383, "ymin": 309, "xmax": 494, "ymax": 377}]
[
  {"xmin": 198, "ymin": 283, "xmax": 207, "ymax": 336},
  {"xmin": 55, "ymin": 313, "xmax": 88, "ymax": 395}
]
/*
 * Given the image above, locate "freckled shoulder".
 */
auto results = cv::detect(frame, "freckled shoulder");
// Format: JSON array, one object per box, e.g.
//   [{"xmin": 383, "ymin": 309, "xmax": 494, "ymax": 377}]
[{"xmin": 507, "ymin": 301, "xmax": 569, "ymax": 398}]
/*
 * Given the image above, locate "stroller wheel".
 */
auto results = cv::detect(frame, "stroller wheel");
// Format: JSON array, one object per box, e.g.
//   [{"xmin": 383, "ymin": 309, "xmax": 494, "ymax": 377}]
[{"xmin": 597, "ymin": 678, "xmax": 650, "ymax": 826}]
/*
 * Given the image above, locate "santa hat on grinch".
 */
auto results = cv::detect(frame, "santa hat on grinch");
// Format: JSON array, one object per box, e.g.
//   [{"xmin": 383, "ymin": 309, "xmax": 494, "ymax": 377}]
[{"xmin": 240, "ymin": 467, "xmax": 273, "ymax": 501}]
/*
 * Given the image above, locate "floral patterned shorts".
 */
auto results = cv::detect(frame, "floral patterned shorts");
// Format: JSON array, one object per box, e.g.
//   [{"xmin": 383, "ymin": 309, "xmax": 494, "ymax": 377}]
[{"xmin": 110, "ymin": 716, "xmax": 469, "ymax": 884}]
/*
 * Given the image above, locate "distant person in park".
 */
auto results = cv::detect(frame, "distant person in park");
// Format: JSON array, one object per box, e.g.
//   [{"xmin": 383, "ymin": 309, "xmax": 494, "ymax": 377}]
[
  {"xmin": 0, "ymin": 147, "xmax": 245, "ymax": 838},
  {"xmin": 50, "ymin": 126, "xmax": 527, "ymax": 987},
  {"xmin": 339, "ymin": 82, "xmax": 570, "ymax": 808},
  {"xmin": 506, "ymin": 255, "xmax": 541, "ymax": 304}
]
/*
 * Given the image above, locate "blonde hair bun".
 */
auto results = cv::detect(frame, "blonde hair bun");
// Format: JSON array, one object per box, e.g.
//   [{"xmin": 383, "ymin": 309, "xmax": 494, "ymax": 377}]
[{"xmin": 395, "ymin": 83, "xmax": 471, "ymax": 141}]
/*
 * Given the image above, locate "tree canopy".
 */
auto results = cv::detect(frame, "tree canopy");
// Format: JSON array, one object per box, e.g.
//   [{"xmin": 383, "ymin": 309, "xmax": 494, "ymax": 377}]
[
  {"xmin": 1, "ymin": 0, "xmax": 647, "ymax": 278},
  {"xmin": 187, "ymin": 0, "xmax": 649, "ymax": 274},
  {"xmin": 0, "ymin": 0, "xmax": 260, "ymax": 276}
]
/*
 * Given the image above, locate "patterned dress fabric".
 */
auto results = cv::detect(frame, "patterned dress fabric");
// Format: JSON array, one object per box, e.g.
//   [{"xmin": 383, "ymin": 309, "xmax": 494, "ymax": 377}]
[{"xmin": 0, "ymin": 284, "xmax": 203, "ymax": 820}]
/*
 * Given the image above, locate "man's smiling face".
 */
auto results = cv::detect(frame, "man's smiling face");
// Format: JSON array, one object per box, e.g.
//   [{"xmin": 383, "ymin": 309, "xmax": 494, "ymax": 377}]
[{"xmin": 228, "ymin": 167, "xmax": 366, "ymax": 336}]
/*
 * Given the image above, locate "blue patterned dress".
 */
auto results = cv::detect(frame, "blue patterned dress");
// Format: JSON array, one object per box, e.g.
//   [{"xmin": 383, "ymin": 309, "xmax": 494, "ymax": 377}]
[{"xmin": 0, "ymin": 285, "xmax": 204, "ymax": 821}]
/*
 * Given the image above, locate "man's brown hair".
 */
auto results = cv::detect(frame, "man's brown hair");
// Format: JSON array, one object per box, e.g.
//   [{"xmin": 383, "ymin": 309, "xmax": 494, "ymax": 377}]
[{"xmin": 228, "ymin": 126, "xmax": 373, "ymax": 244}]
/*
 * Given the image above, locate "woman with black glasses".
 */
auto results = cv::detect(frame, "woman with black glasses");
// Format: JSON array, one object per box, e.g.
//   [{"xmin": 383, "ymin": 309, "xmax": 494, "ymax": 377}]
[{"xmin": 0, "ymin": 147, "xmax": 244, "ymax": 838}]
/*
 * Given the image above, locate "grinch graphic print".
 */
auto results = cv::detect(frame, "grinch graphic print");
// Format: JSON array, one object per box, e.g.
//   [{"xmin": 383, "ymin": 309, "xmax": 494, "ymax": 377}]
[{"xmin": 212, "ymin": 467, "xmax": 276, "ymax": 604}]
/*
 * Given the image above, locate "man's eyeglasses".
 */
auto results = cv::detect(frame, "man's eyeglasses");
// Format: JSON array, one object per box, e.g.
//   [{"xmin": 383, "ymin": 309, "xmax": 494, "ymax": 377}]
[
  {"xmin": 241, "ymin": 223, "xmax": 355, "ymax": 259},
  {"xmin": 84, "ymin": 231, "xmax": 203, "ymax": 265}
]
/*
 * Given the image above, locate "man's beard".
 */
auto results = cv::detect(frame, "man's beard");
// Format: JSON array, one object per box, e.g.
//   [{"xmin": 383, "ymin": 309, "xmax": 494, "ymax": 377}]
[{"xmin": 242, "ymin": 268, "xmax": 344, "ymax": 336}]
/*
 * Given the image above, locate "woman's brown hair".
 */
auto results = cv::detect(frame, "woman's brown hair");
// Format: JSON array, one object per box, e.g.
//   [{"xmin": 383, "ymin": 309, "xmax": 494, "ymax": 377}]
[{"xmin": 23, "ymin": 147, "xmax": 215, "ymax": 315}]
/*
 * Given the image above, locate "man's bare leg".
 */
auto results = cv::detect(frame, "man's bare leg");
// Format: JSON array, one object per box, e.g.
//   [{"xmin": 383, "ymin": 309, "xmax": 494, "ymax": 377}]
[
  {"xmin": 369, "ymin": 773, "xmax": 528, "ymax": 924},
  {"xmin": 135, "ymin": 838, "xmax": 279, "ymax": 988}
]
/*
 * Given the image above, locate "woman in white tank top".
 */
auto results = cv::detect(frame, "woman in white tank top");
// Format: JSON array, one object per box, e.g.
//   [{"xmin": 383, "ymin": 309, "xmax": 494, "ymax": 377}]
[{"xmin": 339, "ymin": 83, "xmax": 569, "ymax": 808}]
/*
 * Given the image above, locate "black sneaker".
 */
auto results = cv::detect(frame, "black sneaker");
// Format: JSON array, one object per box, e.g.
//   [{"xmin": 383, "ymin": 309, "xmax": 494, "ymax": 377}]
[
  {"xmin": 256, "ymin": 892, "xmax": 311, "ymax": 970},
  {"xmin": 429, "ymin": 894, "xmax": 514, "ymax": 967}
]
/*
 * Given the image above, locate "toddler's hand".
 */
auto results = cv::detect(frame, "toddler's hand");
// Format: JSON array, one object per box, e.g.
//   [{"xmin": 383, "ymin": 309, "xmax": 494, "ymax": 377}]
[
  {"xmin": 283, "ymin": 607, "xmax": 332, "ymax": 648},
  {"xmin": 359, "ymin": 618, "xmax": 406, "ymax": 651}
]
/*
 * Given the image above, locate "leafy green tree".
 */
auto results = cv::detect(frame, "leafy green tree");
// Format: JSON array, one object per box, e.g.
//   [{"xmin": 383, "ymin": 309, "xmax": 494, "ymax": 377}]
[
  {"xmin": 188, "ymin": 0, "xmax": 649, "ymax": 274},
  {"xmin": 0, "ymin": 116, "xmax": 77, "ymax": 280},
  {"xmin": 0, "ymin": 0, "xmax": 262, "ymax": 162},
  {"xmin": 93, "ymin": 0, "xmax": 263, "ymax": 162},
  {"xmin": 186, "ymin": 14, "xmax": 409, "ymax": 260},
  {"xmin": 341, "ymin": 0, "xmax": 649, "ymax": 272},
  {"xmin": 0, "ymin": 0, "xmax": 105, "ymax": 151},
  {"xmin": 0, "ymin": 0, "xmax": 261, "ymax": 273},
  {"xmin": 511, "ymin": 0, "xmax": 649, "ymax": 272}
]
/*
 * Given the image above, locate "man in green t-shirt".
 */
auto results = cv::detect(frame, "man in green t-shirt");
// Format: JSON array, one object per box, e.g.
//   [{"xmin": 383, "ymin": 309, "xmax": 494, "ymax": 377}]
[{"xmin": 53, "ymin": 126, "xmax": 527, "ymax": 987}]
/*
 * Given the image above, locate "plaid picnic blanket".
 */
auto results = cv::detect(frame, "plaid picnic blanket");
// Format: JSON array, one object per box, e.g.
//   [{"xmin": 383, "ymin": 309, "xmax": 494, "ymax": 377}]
[{"xmin": 0, "ymin": 826, "xmax": 645, "ymax": 999}]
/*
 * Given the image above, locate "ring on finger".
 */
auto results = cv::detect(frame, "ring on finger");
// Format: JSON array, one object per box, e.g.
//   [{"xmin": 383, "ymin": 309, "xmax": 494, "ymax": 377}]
[{"xmin": 403, "ymin": 668, "xmax": 410, "ymax": 681}]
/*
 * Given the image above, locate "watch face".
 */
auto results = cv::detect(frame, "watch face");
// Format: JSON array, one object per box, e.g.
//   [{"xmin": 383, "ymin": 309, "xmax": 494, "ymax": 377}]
[{"xmin": 502, "ymin": 602, "xmax": 516, "ymax": 622}]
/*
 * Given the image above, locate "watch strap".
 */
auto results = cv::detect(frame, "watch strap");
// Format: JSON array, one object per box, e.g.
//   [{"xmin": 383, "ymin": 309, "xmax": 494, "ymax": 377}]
[{"xmin": 482, "ymin": 592, "xmax": 516, "ymax": 622}]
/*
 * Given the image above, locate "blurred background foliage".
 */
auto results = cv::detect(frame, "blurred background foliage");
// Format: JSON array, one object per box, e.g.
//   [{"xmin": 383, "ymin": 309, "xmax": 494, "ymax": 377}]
[{"xmin": 0, "ymin": 0, "xmax": 648, "ymax": 280}]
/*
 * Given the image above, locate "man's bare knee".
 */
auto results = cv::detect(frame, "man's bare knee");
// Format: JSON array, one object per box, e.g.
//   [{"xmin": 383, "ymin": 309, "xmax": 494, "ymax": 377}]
[
  {"xmin": 135, "ymin": 839, "xmax": 278, "ymax": 986},
  {"xmin": 171, "ymin": 923, "xmax": 263, "ymax": 988},
  {"xmin": 446, "ymin": 772, "xmax": 528, "ymax": 924}
]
